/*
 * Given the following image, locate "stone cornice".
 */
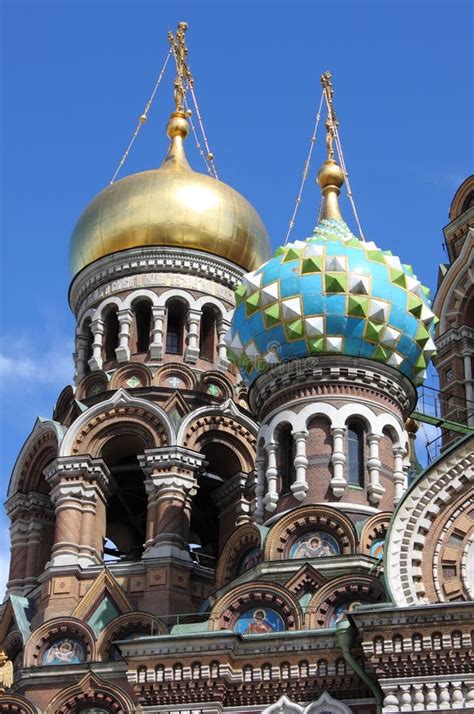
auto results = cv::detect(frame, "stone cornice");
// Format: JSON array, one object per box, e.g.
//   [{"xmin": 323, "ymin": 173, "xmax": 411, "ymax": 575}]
[
  {"xmin": 69, "ymin": 246, "xmax": 244, "ymax": 315},
  {"xmin": 139, "ymin": 446, "xmax": 206, "ymax": 475},
  {"xmin": 250, "ymin": 356, "xmax": 416, "ymax": 419}
]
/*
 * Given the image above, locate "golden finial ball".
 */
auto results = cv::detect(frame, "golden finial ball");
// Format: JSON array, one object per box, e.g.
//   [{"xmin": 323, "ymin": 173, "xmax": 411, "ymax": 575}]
[
  {"xmin": 317, "ymin": 159, "xmax": 344, "ymax": 190},
  {"xmin": 140, "ymin": 114, "xmax": 148, "ymax": 124},
  {"xmin": 167, "ymin": 112, "xmax": 189, "ymax": 139}
]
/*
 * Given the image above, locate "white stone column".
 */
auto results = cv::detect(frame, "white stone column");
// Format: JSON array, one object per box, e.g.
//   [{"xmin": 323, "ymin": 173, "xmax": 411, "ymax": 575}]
[
  {"xmin": 254, "ymin": 449, "xmax": 266, "ymax": 523},
  {"xmin": 88, "ymin": 318, "xmax": 104, "ymax": 371},
  {"xmin": 216, "ymin": 318, "xmax": 231, "ymax": 371},
  {"xmin": 367, "ymin": 433, "xmax": 384, "ymax": 506},
  {"xmin": 185, "ymin": 308, "xmax": 201, "ymax": 363},
  {"xmin": 291, "ymin": 430, "xmax": 308, "ymax": 501},
  {"xmin": 464, "ymin": 353, "xmax": 474, "ymax": 426},
  {"xmin": 264, "ymin": 443, "xmax": 278, "ymax": 512},
  {"xmin": 74, "ymin": 333, "xmax": 90, "ymax": 384},
  {"xmin": 330, "ymin": 426, "xmax": 346, "ymax": 498},
  {"xmin": 425, "ymin": 682, "xmax": 438, "ymax": 710},
  {"xmin": 393, "ymin": 445, "xmax": 407, "ymax": 505},
  {"xmin": 115, "ymin": 308, "xmax": 133, "ymax": 362},
  {"xmin": 150, "ymin": 306, "xmax": 166, "ymax": 360}
]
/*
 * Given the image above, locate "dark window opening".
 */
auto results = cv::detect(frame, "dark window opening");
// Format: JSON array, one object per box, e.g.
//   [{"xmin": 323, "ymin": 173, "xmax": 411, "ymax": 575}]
[
  {"xmin": 104, "ymin": 307, "xmax": 120, "ymax": 361},
  {"xmin": 134, "ymin": 300, "xmax": 152, "ymax": 353},
  {"xmin": 189, "ymin": 442, "xmax": 241, "ymax": 566},
  {"xmin": 200, "ymin": 307, "xmax": 217, "ymax": 361},
  {"xmin": 101, "ymin": 434, "xmax": 148, "ymax": 561},
  {"xmin": 277, "ymin": 425, "xmax": 295, "ymax": 494},
  {"xmin": 348, "ymin": 424, "xmax": 364, "ymax": 486},
  {"xmin": 166, "ymin": 301, "xmax": 185, "ymax": 355}
]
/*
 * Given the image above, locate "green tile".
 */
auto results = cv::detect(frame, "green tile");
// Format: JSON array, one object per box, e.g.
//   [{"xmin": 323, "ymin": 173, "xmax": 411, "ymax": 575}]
[
  {"xmin": 263, "ymin": 303, "xmax": 281, "ymax": 327},
  {"xmin": 364, "ymin": 321, "xmax": 385, "ymax": 343},
  {"xmin": 415, "ymin": 323, "xmax": 431, "ymax": 347},
  {"xmin": 348, "ymin": 295, "xmax": 369, "ymax": 318},
  {"xmin": 366, "ymin": 249, "xmax": 386, "ymax": 263},
  {"xmin": 245, "ymin": 291, "xmax": 260, "ymax": 317},
  {"xmin": 373, "ymin": 345, "xmax": 391, "ymax": 362},
  {"xmin": 235, "ymin": 284, "xmax": 247, "ymax": 306},
  {"xmin": 309, "ymin": 337, "xmax": 325, "ymax": 352},
  {"xmin": 390, "ymin": 268, "xmax": 407, "ymax": 289},
  {"xmin": 301, "ymin": 256, "xmax": 322, "ymax": 274},
  {"xmin": 285, "ymin": 319, "xmax": 304, "ymax": 340},
  {"xmin": 325, "ymin": 272, "xmax": 347, "ymax": 293},
  {"xmin": 282, "ymin": 247, "xmax": 301, "ymax": 262}
]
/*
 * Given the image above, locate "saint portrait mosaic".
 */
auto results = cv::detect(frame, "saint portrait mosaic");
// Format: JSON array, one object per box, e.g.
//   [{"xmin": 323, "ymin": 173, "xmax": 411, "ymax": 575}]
[
  {"xmin": 290, "ymin": 531, "xmax": 340, "ymax": 559},
  {"xmin": 234, "ymin": 607, "xmax": 285, "ymax": 635}
]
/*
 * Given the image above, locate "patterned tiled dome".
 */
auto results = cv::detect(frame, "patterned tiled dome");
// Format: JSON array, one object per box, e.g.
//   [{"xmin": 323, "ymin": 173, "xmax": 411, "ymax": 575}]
[{"xmin": 226, "ymin": 219, "xmax": 437, "ymax": 387}]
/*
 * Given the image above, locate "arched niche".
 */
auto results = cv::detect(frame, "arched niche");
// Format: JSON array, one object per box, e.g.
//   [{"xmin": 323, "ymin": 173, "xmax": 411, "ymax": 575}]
[
  {"xmin": 304, "ymin": 574, "xmax": 385, "ymax": 629},
  {"xmin": 215, "ymin": 522, "xmax": 263, "ymax": 589},
  {"xmin": 263, "ymin": 505, "xmax": 357, "ymax": 561},
  {"xmin": 208, "ymin": 581, "xmax": 303, "ymax": 633},
  {"xmin": 96, "ymin": 611, "xmax": 167, "ymax": 661}
]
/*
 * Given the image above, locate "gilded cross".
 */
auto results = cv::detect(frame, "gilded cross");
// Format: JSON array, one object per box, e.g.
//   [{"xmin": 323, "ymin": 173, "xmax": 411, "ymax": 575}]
[
  {"xmin": 168, "ymin": 21, "xmax": 190, "ymax": 112},
  {"xmin": 320, "ymin": 71, "xmax": 338, "ymax": 161}
]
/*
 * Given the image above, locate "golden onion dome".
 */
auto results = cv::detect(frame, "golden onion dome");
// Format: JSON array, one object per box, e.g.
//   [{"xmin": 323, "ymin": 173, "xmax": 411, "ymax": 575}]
[{"xmin": 69, "ymin": 111, "xmax": 271, "ymax": 276}]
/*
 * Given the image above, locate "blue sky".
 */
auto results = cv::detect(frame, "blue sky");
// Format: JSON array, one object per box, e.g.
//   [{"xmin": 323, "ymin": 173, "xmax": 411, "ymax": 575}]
[{"xmin": 0, "ymin": 0, "xmax": 472, "ymax": 594}]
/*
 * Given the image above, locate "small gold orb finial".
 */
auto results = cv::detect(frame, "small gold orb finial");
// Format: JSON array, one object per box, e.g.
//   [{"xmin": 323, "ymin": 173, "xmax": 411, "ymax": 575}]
[
  {"xmin": 317, "ymin": 158, "xmax": 344, "ymax": 190},
  {"xmin": 166, "ymin": 110, "xmax": 189, "ymax": 139}
]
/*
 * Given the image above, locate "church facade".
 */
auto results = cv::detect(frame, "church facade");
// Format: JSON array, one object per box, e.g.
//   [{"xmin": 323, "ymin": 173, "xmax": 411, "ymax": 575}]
[{"xmin": 1, "ymin": 25, "xmax": 473, "ymax": 714}]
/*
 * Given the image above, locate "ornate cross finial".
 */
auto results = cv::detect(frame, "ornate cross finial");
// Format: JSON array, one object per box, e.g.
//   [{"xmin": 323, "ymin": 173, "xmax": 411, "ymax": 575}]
[
  {"xmin": 320, "ymin": 71, "xmax": 338, "ymax": 161},
  {"xmin": 168, "ymin": 21, "xmax": 191, "ymax": 112}
]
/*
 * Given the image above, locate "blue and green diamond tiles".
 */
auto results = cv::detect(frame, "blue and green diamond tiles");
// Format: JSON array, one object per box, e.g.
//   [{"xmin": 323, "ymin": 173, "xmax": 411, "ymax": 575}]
[{"xmin": 226, "ymin": 219, "xmax": 437, "ymax": 386}]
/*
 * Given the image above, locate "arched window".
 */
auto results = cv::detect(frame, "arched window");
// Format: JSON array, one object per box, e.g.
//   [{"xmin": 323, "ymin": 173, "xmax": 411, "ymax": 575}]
[
  {"xmin": 280, "ymin": 661, "xmax": 290, "ymax": 679},
  {"xmin": 155, "ymin": 664, "xmax": 165, "ymax": 681},
  {"xmin": 103, "ymin": 306, "xmax": 120, "ymax": 361},
  {"xmin": 200, "ymin": 306, "xmax": 217, "ymax": 361},
  {"xmin": 101, "ymin": 434, "xmax": 148, "ymax": 561},
  {"xmin": 262, "ymin": 662, "xmax": 272, "ymax": 680},
  {"xmin": 166, "ymin": 300, "xmax": 185, "ymax": 355},
  {"xmin": 347, "ymin": 423, "xmax": 364, "ymax": 486},
  {"xmin": 277, "ymin": 424, "xmax": 295, "ymax": 493},
  {"xmin": 134, "ymin": 300, "xmax": 152, "ymax": 353},
  {"xmin": 243, "ymin": 664, "xmax": 253, "ymax": 682}
]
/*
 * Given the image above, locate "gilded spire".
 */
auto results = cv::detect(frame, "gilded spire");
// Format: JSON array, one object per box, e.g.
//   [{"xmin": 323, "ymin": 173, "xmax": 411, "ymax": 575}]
[
  {"xmin": 161, "ymin": 22, "xmax": 191, "ymax": 171},
  {"xmin": 317, "ymin": 71, "xmax": 344, "ymax": 221}
]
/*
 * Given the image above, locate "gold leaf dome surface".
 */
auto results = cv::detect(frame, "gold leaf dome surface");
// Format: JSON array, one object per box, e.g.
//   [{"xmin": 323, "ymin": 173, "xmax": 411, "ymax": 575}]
[{"xmin": 69, "ymin": 114, "xmax": 271, "ymax": 276}]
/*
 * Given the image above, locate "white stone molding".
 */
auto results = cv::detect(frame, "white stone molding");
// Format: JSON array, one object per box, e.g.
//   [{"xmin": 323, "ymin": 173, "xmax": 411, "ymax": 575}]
[
  {"xmin": 367, "ymin": 433, "xmax": 384, "ymax": 506},
  {"xmin": 74, "ymin": 332, "xmax": 91, "ymax": 383},
  {"xmin": 70, "ymin": 246, "xmax": 243, "ymax": 317},
  {"xmin": 254, "ymin": 446, "xmax": 266, "ymax": 523},
  {"xmin": 381, "ymin": 676, "xmax": 474, "ymax": 712},
  {"xmin": 8, "ymin": 417, "xmax": 66, "ymax": 498},
  {"xmin": 291, "ymin": 430, "xmax": 309, "ymax": 501},
  {"xmin": 433, "ymin": 227, "xmax": 474, "ymax": 334},
  {"xmin": 88, "ymin": 317, "xmax": 105, "ymax": 371},
  {"xmin": 261, "ymin": 402, "xmax": 406, "ymax": 451},
  {"xmin": 216, "ymin": 317, "xmax": 231, "ymax": 371},
  {"xmin": 176, "ymin": 399, "xmax": 258, "ymax": 448},
  {"xmin": 59, "ymin": 388, "xmax": 175, "ymax": 456},
  {"xmin": 195, "ymin": 294, "xmax": 232, "ymax": 321},
  {"xmin": 264, "ymin": 442, "xmax": 279, "ymax": 512},
  {"xmin": 115, "ymin": 308, "xmax": 133, "ymax": 362},
  {"xmin": 150, "ymin": 305, "xmax": 166, "ymax": 360},
  {"xmin": 156, "ymin": 288, "xmax": 197, "ymax": 310},
  {"xmin": 262, "ymin": 696, "xmax": 303, "ymax": 714},
  {"xmin": 122, "ymin": 288, "xmax": 160, "ymax": 310},
  {"xmin": 330, "ymin": 426, "xmax": 347, "ymax": 498},
  {"xmin": 185, "ymin": 307, "xmax": 201, "ymax": 364},
  {"xmin": 262, "ymin": 693, "xmax": 353, "ymax": 714},
  {"xmin": 392, "ymin": 445, "xmax": 407, "ymax": 505},
  {"xmin": 305, "ymin": 692, "xmax": 353, "ymax": 713},
  {"xmin": 386, "ymin": 435, "xmax": 474, "ymax": 606}
]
